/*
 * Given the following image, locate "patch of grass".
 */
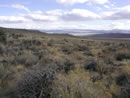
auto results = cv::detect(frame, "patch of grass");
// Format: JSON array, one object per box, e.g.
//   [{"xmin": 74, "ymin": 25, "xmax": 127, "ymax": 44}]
[{"xmin": 51, "ymin": 68, "xmax": 112, "ymax": 98}]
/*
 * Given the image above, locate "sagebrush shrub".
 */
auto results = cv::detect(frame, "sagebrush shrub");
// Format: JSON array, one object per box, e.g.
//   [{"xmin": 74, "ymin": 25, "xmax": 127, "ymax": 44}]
[
  {"xmin": 116, "ymin": 52, "xmax": 130, "ymax": 61},
  {"xmin": 84, "ymin": 59, "xmax": 97, "ymax": 71},
  {"xmin": 78, "ymin": 45, "xmax": 89, "ymax": 51},
  {"xmin": 115, "ymin": 73, "xmax": 130, "ymax": 98},
  {"xmin": 51, "ymin": 69, "xmax": 111, "ymax": 98},
  {"xmin": 0, "ymin": 30, "xmax": 6, "ymax": 43},
  {"xmin": 17, "ymin": 64, "xmax": 58, "ymax": 98}
]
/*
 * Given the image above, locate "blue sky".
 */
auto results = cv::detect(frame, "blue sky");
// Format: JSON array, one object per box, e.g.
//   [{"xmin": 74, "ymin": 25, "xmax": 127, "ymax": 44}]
[{"xmin": 0, "ymin": 0, "xmax": 130, "ymax": 30}]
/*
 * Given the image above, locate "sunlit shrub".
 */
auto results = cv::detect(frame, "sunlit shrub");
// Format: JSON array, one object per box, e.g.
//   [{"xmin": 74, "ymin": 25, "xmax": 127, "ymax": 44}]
[{"xmin": 51, "ymin": 69, "xmax": 112, "ymax": 98}]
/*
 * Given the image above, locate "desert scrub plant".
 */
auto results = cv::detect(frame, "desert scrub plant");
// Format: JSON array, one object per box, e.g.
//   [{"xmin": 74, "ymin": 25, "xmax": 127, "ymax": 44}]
[
  {"xmin": 0, "ymin": 64, "xmax": 5, "ymax": 79},
  {"xmin": 103, "ymin": 42, "xmax": 111, "ymax": 46},
  {"xmin": 32, "ymin": 39, "xmax": 42, "ymax": 46},
  {"xmin": 90, "ymin": 72, "xmax": 102, "ymax": 82},
  {"xmin": 96, "ymin": 61, "xmax": 114, "ymax": 75},
  {"xmin": 0, "ymin": 45, "xmax": 5, "ymax": 56},
  {"xmin": 123, "ymin": 65, "xmax": 130, "ymax": 75},
  {"xmin": 15, "ymin": 51, "xmax": 39, "ymax": 66},
  {"xmin": 83, "ymin": 51, "xmax": 93, "ymax": 57},
  {"xmin": 39, "ymin": 54, "xmax": 76, "ymax": 73},
  {"xmin": 22, "ymin": 40, "xmax": 32, "ymax": 48},
  {"xmin": 63, "ymin": 58, "xmax": 76, "ymax": 73},
  {"xmin": 53, "ymin": 56, "xmax": 76, "ymax": 73},
  {"xmin": 47, "ymin": 40, "xmax": 53, "ymax": 46},
  {"xmin": 17, "ymin": 64, "xmax": 58, "ymax": 98},
  {"xmin": 114, "ymin": 72, "xmax": 130, "ymax": 98},
  {"xmin": 83, "ymin": 59, "xmax": 97, "ymax": 72},
  {"xmin": 104, "ymin": 57, "xmax": 114, "ymax": 65},
  {"xmin": 0, "ymin": 29, "xmax": 6, "ymax": 44},
  {"xmin": 109, "ymin": 83, "xmax": 121, "ymax": 98},
  {"xmin": 11, "ymin": 33, "xmax": 24, "ymax": 39},
  {"xmin": 61, "ymin": 43, "xmax": 74, "ymax": 54},
  {"xmin": 115, "ymin": 51, "xmax": 130, "ymax": 61},
  {"xmin": 61, "ymin": 46, "xmax": 73, "ymax": 54},
  {"xmin": 51, "ymin": 68, "xmax": 112, "ymax": 98},
  {"xmin": 78, "ymin": 44, "xmax": 89, "ymax": 51}
]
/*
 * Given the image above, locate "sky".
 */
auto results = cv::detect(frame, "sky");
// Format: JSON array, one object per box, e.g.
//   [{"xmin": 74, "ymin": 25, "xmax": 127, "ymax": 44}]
[{"xmin": 0, "ymin": 0, "xmax": 130, "ymax": 30}]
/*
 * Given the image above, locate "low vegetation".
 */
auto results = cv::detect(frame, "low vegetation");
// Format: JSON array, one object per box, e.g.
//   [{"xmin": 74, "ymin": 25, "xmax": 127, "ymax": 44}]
[
  {"xmin": 0, "ymin": 30, "xmax": 6, "ymax": 43},
  {"xmin": 0, "ymin": 28, "xmax": 130, "ymax": 98}
]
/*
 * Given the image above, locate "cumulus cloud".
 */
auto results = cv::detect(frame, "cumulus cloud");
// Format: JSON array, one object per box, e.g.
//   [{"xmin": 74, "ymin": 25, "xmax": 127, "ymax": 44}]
[
  {"xmin": 56, "ymin": 0, "xmax": 109, "ymax": 6},
  {"xmin": 1, "ymin": 4, "xmax": 130, "ymax": 30},
  {"xmin": 7, "ymin": 4, "xmax": 130, "ymax": 24},
  {"xmin": 24, "ymin": 13, "xmax": 59, "ymax": 22},
  {"xmin": 104, "ymin": 5, "xmax": 110, "ymax": 9},
  {"xmin": 0, "ymin": 7, "xmax": 101, "ymax": 29},
  {"xmin": 0, "ymin": 16, "xmax": 28, "ymax": 23},
  {"xmin": 11, "ymin": 4, "xmax": 30, "ymax": 12},
  {"xmin": 103, "ymin": 6, "xmax": 130, "ymax": 20},
  {"xmin": 61, "ymin": 9, "xmax": 101, "ymax": 21},
  {"xmin": 22, "ymin": 9, "xmax": 100, "ymax": 22},
  {"xmin": 24, "ymin": 10, "xmax": 62, "ymax": 22},
  {"xmin": 1, "ymin": 6, "xmax": 130, "ymax": 24},
  {"xmin": 108, "ymin": 22, "xmax": 130, "ymax": 30}
]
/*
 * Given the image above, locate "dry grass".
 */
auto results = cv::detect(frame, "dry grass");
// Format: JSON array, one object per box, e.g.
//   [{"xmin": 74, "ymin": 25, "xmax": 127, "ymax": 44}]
[{"xmin": 51, "ymin": 68, "xmax": 112, "ymax": 98}]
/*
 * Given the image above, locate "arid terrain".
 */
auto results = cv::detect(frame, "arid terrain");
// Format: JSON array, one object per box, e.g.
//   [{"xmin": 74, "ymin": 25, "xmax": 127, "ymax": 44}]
[{"xmin": 0, "ymin": 27, "xmax": 130, "ymax": 98}]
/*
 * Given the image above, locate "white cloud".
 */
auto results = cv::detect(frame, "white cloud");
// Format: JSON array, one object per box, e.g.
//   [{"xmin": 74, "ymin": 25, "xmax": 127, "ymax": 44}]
[
  {"xmin": 104, "ymin": 5, "xmax": 110, "ymax": 8},
  {"xmin": 62, "ymin": 9, "xmax": 101, "ymax": 21},
  {"xmin": 1, "ymin": 4, "xmax": 130, "ymax": 30},
  {"xmin": 113, "ymin": 5, "xmax": 130, "ymax": 10},
  {"xmin": 96, "ymin": 7, "xmax": 102, "ymax": 11},
  {"xmin": 56, "ymin": 0, "xmax": 109, "ymax": 6},
  {"xmin": 46, "ymin": 9, "xmax": 63, "ymax": 16},
  {"xmin": 11, "ymin": 4, "xmax": 30, "ymax": 12},
  {"xmin": 103, "ymin": 5, "xmax": 130, "ymax": 20},
  {"xmin": 108, "ymin": 22, "xmax": 130, "ymax": 30},
  {"xmin": 23, "ymin": 9, "xmax": 100, "ymax": 22},
  {"xmin": 0, "ymin": 16, "xmax": 28, "ymax": 23},
  {"xmin": 24, "ymin": 11, "xmax": 60, "ymax": 22}
]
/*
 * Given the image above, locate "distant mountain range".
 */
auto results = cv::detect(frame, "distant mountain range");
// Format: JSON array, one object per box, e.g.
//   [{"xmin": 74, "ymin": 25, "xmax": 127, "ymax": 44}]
[
  {"xmin": 84, "ymin": 33, "xmax": 130, "ymax": 39},
  {"xmin": 41, "ymin": 29, "xmax": 130, "ymax": 36},
  {"xmin": 41, "ymin": 29, "xmax": 130, "ymax": 39},
  {"xmin": 1, "ymin": 27, "xmax": 130, "ymax": 38}
]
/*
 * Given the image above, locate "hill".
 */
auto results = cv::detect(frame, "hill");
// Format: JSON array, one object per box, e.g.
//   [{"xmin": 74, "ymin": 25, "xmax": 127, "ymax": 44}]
[
  {"xmin": 0, "ymin": 27, "xmax": 130, "ymax": 98},
  {"xmin": 85, "ymin": 33, "xmax": 130, "ymax": 39},
  {"xmin": 41, "ymin": 29, "xmax": 130, "ymax": 36}
]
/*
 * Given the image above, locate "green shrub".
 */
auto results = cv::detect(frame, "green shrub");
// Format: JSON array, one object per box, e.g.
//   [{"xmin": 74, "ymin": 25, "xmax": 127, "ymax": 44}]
[
  {"xmin": 84, "ymin": 59, "xmax": 97, "ymax": 72},
  {"xmin": 115, "ymin": 73, "xmax": 130, "ymax": 98},
  {"xmin": 0, "ymin": 30, "xmax": 6, "ymax": 43},
  {"xmin": 63, "ymin": 58, "xmax": 75, "ymax": 73},
  {"xmin": 0, "ymin": 64, "xmax": 5, "ymax": 79},
  {"xmin": 116, "ymin": 52, "xmax": 130, "ymax": 61},
  {"xmin": 0, "ymin": 45, "xmax": 5, "ymax": 55},
  {"xmin": 78, "ymin": 45, "xmax": 89, "ymax": 51},
  {"xmin": 61, "ymin": 46, "xmax": 73, "ymax": 54},
  {"xmin": 15, "ymin": 51, "xmax": 39, "ymax": 66}
]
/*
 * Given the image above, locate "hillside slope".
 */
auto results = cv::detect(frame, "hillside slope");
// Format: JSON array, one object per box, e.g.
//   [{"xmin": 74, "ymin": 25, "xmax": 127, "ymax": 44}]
[
  {"xmin": 0, "ymin": 27, "xmax": 130, "ymax": 98},
  {"xmin": 85, "ymin": 33, "xmax": 130, "ymax": 39}
]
